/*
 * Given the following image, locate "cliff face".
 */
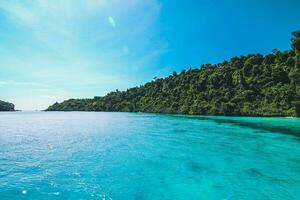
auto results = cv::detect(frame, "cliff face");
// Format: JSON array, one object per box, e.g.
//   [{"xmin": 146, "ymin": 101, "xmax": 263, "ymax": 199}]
[
  {"xmin": 0, "ymin": 100, "xmax": 15, "ymax": 111},
  {"xmin": 46, "ymin": 31, "xmax": 300, "ymax": 117}
]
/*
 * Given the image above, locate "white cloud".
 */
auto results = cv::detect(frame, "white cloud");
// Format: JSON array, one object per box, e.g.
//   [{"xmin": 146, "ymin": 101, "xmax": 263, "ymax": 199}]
[
  {"xmin": 108, "ymin": 16, "xmax": 116, "ymax": 28},
  {"xmin": 0, "ymin": 0, "xmax": 166, "ymax": 110},
  {"xmin": 0, "ymin": 80, "xmax": 48, "ymax": 87},
  {"xmin": 2, "ymin": 4, "xmax": 36, "ymax": 25}
]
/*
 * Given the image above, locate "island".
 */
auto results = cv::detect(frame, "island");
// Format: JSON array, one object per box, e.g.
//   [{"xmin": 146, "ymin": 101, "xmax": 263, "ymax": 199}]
[
  {"xmin": 0, "ymin": 100, "xmax": 15, "ymax": 111},
  {"xmin": 46, "ymin": 31, "xmax": 300, "ymax": 117}
]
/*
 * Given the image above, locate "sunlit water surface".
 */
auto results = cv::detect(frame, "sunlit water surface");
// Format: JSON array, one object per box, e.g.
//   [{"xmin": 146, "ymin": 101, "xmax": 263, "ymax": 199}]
[{"xmin": 0, "ymin": 112, "xmax": 300, "ymax": 200}]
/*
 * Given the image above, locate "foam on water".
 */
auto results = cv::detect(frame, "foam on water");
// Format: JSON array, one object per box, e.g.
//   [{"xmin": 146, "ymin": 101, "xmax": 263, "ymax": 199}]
[{"xmin": 0, "ymin": 112, "xmax": 299, "ymax": 199}]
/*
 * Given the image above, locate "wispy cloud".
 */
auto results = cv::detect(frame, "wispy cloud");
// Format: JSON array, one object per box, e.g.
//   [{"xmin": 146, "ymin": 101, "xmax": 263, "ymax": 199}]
[
  {"xmin": 0, "ymin": 80, "xmax": 48, "ymax": 87},
  {"xmin": 0, "ymin": 0, "xmax": 166, "ymax": 110}
]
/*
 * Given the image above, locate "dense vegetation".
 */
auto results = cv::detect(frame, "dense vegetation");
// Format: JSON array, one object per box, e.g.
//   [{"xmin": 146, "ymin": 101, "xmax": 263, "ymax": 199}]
[
  {"xmin": 47, "ymin": 31, "xmax": 300, "ymax": 117},
  {"xmin": 0, "ymin": 100, "xmax": 15, "ymax": 111}
]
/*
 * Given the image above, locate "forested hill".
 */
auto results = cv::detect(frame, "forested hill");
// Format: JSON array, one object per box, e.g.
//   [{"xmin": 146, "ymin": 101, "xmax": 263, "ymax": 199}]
[
  {"xmin": 0, "ymin": 100, "xmax": 15, "ymax": 111},
  {"xmin": 47, "ymin": 31, "xmax": 300, "ymax": 117}
]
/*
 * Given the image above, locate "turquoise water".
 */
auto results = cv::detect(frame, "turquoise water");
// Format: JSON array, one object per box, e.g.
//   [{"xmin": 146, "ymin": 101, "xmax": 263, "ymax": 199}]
[{"xmin": 0, "ymin": 112, "xmax": 300, "ymax": 200}]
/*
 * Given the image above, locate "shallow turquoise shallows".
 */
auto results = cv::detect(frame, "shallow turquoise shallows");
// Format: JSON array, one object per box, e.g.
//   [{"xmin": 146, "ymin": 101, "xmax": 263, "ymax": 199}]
[{"xmin": 0, "ymin": 112, "xmax": 300, "ymax": 200}]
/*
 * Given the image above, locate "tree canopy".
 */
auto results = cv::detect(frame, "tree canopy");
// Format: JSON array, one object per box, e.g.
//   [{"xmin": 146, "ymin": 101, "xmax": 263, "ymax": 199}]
[
  {"xmin": 47, "ymin": 31, "xmax": 300, "ymax": 117},
  {"xmin": 0, "ymin": 100, "xmax": 15, "ymax": 111}
]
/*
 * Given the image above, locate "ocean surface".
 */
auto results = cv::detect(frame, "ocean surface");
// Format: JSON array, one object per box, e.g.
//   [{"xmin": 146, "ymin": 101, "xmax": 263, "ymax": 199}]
[{"xmin": 0, "ymin": 112, "xmax": 300, "ymax": 200}]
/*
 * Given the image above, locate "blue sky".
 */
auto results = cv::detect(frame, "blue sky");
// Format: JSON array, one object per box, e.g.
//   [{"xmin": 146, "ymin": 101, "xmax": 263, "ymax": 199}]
[{"xmin": 0, "ymin": 0, "xmax": 300, "ymax": 110}]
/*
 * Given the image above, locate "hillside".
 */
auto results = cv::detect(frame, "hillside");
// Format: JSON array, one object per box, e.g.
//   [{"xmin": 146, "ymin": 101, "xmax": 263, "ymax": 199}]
[
  {"xmin": 0, "ymin": 100, "xmax": 15, "ymax": 111},
  {"xmin": 47, "ymin": 31, "xmax": 300, "ymax": 117}
]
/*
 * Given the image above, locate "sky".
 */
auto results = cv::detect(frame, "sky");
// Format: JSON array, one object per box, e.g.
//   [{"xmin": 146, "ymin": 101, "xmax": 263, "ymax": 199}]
[{"xmin": 0, "ymin": 0, "xmax": 300, "ymax": 110}]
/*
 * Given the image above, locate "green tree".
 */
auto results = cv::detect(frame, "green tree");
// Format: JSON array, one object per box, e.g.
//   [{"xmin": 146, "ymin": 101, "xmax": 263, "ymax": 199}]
[{"xmin": 46, "ymin": 31, "xmax": 300, "ymax": 117}]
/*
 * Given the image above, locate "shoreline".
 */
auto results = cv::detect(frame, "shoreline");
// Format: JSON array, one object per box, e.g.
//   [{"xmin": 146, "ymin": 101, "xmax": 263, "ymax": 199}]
[
  {"xmin": 42, "ymin": 110, "xmax": 300, "ymax": 119},
  {"xmin": 4, "ymin": 110, "xmax": 299, "ymax": 119}
]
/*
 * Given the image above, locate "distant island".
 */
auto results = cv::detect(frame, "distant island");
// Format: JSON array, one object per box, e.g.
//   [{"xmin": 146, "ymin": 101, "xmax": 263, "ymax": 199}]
[
  {"xmin": 47, "ymin": 31, "xmax": 300, "ymax": 117},
  {"xmin": 0, "ymin": 100, "xmax": 15, "ymax": 111}
]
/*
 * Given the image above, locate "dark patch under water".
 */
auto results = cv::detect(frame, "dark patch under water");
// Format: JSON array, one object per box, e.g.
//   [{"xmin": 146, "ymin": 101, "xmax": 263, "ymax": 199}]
[{"xmin": 181, "ymin": 115, "xmax": 300, "ymax": 137}]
